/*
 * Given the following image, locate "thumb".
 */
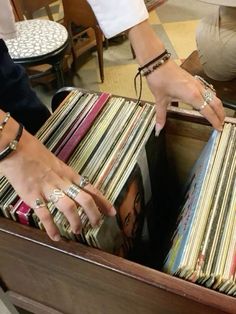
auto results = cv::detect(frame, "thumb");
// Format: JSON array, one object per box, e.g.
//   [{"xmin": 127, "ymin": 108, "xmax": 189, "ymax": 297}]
[{"xmin": 155, "ymin": 99, "xmax": 169, "ymax": 136}]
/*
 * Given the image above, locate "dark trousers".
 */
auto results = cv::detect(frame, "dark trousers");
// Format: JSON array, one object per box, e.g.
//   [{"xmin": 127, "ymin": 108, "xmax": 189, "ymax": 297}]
[{"xmin": 0, "ymin": 39, "xmax": 51, "ymax": 134}]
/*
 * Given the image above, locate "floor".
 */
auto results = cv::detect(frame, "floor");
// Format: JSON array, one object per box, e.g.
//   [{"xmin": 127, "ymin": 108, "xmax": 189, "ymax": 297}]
[{"xmin": 34, "ymin": 0, "xmax": 216, "ymax": 110}]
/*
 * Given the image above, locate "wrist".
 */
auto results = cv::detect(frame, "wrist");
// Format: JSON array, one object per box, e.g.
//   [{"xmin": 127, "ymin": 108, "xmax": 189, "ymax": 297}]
[
  {"xmin": 0, "ymin": 111, "xmax": 20, "ymax": 151},
  {"xmin": 0, "ymin": 111, "xmax": 24, "ymax": 164},
  {"xmin": 128, "ymin": 20, "xmax": 165, "ymax": 66}
]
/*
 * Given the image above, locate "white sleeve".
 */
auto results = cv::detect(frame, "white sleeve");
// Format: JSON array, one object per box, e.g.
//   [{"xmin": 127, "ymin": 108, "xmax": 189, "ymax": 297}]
[
  {"xmin": 0, "ymin": 0, "xmax": 16, "ymax": 40},
  {"xmin": 87, "ymin": 0, "xmax": 149, "ymax": 38}
]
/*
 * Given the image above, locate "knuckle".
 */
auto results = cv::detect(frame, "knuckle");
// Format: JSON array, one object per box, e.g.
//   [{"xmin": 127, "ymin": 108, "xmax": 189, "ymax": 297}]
[
  {"xmin": 37, "ymin": 210, "xmax": 51, "ymax": 223},
  {"xmin": 189, "ymin": 86, "xmax": 200, "ymax": 101},
  {"xmin": 89, "ymin": 212, "xmax": 102, "ymax": 226},
  {"xmin": 82, "ymin": 193, "xmax": 95, "ymax": 209},
  {"xmin": 60, "ymin": 201, "xmax": 77, "ymax": 215}
]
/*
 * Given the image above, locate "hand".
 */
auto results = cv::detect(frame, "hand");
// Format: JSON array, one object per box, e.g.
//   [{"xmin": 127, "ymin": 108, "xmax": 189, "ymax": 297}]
[
  {"xmin": 1, "ymin": 127, "xmax": 116, "ymax": 241},
  {"xmin": 146, "ymin": 59, "xmax": 225, "ymax": 134},
  {"xmin": 128, "ymin": 21, "xmax": 225, "ymax": 133}
]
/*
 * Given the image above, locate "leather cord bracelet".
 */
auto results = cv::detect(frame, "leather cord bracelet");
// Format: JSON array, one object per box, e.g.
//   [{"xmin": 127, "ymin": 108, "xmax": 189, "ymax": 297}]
[
  {"xmin": 138, "ymin": 49, "xmax": 169, "ymax": 75},
  {"xmin": 0, "ymin": 123, "xmax": 23, "ymax": 161},
  {"xmin": 134, "ymin": 49, "xmax": 171, "ymax": 104}
]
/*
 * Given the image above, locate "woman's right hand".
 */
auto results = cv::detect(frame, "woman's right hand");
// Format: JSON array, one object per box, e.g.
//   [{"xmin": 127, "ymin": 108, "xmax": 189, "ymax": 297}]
[
  {"xmin": 146, "ymin": 59, "xmax": 225, "ymax": 134},
  {"xmin": 128, "ymin": 20, "xmax": 225, "ymax": 133}
]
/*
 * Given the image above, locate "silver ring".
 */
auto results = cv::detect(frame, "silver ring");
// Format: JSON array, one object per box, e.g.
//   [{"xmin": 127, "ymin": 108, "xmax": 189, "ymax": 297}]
[
  {"xmin": 65, "ymin": 184, "xmax": 81, "ymax": 200},
  {"xmin": 79, "ymin": 176, "xmax": 90, "ymax": 188},
  {"xmin": 203, "ymin": 89, "xmax": 214, "ymax": 104},
  {"xmin": 197, "ymin": 101, "xmax": 208, "ymax": 112},
  {"xmin": 34, "ymin": 198, "xmax": 47, "ymax": 210},
  {"xmin": 194, "ymin": 75, "xmax": 216, "ymax": 93},
  {"xmin": 48, "ymin": 189, "xmax": 65, "ymax": 204}
]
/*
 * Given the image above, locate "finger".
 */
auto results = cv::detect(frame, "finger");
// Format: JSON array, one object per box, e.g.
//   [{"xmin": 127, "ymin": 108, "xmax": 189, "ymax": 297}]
[
  {"xmin": 74, "ymin": 190, "xmax": 102, "ymax": 226},
  {"xmin": 63, "ymin": 183, "xmax": 102, "ymax": 227},
  {"xmin": 33, "ymin": 200, "xmax": 61, "ymax": 241},
  {"xmin": 67, "ymin": 172, "xmax": 116, "ymax": 216},
  {"xmin": 193, "ymin": 78, "xmax": 225, "ymax": 129},
  {"xmin": 155, "ymin": 98, "xmax": 169, "ymax": 136},
  {"xmin": 46, "ymin": 188, "xmax": 82, "ymax": 234},
  {"xmin": 78, "ymin": 182, "xmax": 116, "ymax": 216},
  {"xmin": 198, "ymin": 102, "xmax": 223, "ymax": 131},
  {"xmin": 208, "ymin": 96, "xmax": 225, "ymax": 125}
]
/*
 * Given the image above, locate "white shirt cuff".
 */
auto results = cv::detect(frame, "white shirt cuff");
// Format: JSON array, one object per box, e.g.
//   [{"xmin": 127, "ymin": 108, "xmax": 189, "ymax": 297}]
[{"xmin": 87, "ymin": 0, "xmax": 149, "ymax": 38}]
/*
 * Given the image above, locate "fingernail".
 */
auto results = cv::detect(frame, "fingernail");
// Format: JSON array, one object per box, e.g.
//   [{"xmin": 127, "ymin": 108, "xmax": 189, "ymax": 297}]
[
  {"xmin": 53, "ymin": 234, "xmax": 61, "ymax": 241},
  {"xmin": 155, "ymin": 123, "xmax": 162, "ymax": 137},
  {"xmin": 109, "ymin": 206, "xmax": 116, "ymax": 216},
  {"xmin": 74, "ymin": 227, "xmax": 82, "ymax": 234},
  {"xmin": 96, "ymin": 218, "xmax": 103, "ymax": 228}
]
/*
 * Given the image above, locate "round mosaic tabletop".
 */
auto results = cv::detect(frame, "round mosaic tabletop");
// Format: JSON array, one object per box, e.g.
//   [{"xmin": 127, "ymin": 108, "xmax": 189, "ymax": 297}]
[{"xmin": 5, "ymin": 19, "xmax": 68, "ymax": 60}]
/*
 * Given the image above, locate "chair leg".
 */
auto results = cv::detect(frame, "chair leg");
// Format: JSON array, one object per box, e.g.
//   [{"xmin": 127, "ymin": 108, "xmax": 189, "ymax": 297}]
[
  {"xmin": 104, "ymin": 37, "xmax": 109, "ymax": 50},
  {"xmin": 94, "ymin": 26, "xmax": 104, "ymax": 83},
  {"xmin": 45, "ymin": 5, "xmax": 54, "ymax": 21},
  {"xmin": 53, "ymin": 61, "xmax": 64, "ymax": 88}
]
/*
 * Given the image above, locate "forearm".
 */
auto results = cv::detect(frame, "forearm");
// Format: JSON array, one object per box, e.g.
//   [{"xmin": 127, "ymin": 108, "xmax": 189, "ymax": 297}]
[{"xmin": 127, "ymin": 20, "xmax": 165, "ymax": 66}]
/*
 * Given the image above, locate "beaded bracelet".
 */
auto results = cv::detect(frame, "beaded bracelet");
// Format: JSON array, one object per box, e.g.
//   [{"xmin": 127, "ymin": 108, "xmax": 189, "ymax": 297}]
[
  {"xmin": 0, "ymin": 123, "xmax": 24, "ymax": 161},
  {"xmin": 140, "ymin": 52, "xmax": 171, "ymax": 77},
  {"xmin": 138, "ymin": 50, "xmax": 171, "ymax": 77},
  {"xmin": 134, "ymin": 49, "xmax": 171, "ymax": 104},
  {"xmin": 0, "ymin": 112, "xmax": 11, "ymax": 135}
]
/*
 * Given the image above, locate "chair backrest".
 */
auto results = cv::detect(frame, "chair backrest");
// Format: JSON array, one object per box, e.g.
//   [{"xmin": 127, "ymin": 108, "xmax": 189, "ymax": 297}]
[
  {"xmin": 17, "ymin": 0, "xmax": 56, "ymax": 20},
  {"xmin": 10, "ymin": 0, "xmax": 24, "ymax": 21},
  {"xmin": 62, "ymin": 0, "xmax": 98, "ymax": 29}
]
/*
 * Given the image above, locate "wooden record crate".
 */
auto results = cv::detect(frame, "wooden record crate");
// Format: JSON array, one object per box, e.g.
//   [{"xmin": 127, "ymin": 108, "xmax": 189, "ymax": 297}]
[{"xmin": 0, "ymin": 91, "xmax": 236, "ymax": 314}]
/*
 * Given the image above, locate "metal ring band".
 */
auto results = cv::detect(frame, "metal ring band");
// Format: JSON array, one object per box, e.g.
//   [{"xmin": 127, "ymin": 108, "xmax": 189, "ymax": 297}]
[
  {"xmin": 203, "ymin": 89, "xmax": 214, "ymax": 104},
  {"xmin": 79, "ymin": 176, "xmax": 90, "ymax": 188},
  {"xmin": 48, "ymin": 189, "xmax": 65, "ymax": 204},
  {"xmin": 34, "ymin": 198, "xmax": 47, "ymax": 210},
  {"xmin": 65, "ymin": 184, "xmax": 81, "ymax": 200},
  {"xmin": 194, "ymin": 75, "xmax": 216, "ymax": 93},
  {"xmin": 198, "ymin": 101, "xmax": 208, "ymax": 112}
]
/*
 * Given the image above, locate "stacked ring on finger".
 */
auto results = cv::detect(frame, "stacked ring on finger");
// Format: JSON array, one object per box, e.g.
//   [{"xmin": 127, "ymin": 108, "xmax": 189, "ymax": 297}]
[
  {"xmin": 203, "ymin": 89, "xmax": 214, "ymax": 104},
  {"xmin": 194, "ymin": 75, "xmax": 216, "ymax": 93},
  {"xmin": 48, "ymin": 189, "xmax": 65, "ymax": 204},
  {"xmin": 197, "ymin": 89, "xmax": 215, "ymax": 112},
  {"xmin": 197, "ymin": 101, "xmax": 208, "ymax": 112},
  {"xmin": 34, "ymin": 198, "xmax": 47, "ymax": 210},
  {"xmin": 79, "ymin": 176, "xmax": 90, "ymax": 189},
  {"xmin": 65, "ymin": 184, "xmax": 81, "ymax": 200}
]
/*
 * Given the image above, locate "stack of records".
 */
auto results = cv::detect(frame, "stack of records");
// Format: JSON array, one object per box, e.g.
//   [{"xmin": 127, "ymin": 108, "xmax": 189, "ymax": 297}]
[
  {"xmin": 164, "ymin": 123, "xmax": 236, "ymax": 296},
  {"xmin": 0, "ymin": 89, "xmax": 158, "ymax": 256}
]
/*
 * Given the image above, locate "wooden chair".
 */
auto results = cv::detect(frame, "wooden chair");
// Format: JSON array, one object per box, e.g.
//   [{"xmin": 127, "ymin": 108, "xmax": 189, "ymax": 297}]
[
  {"xmin": 16, "ymin": 0, "xmax": 57, "ymax": 21},
  {"xmin": 181, "ymin": 50, "xmax": 236, "ymax": 111},
  {"xmin": 62, "ymin": 0, "xmax": 104, "ymax": 82},
  {"xmin": 10, "ymin": 0, "xmax": 24, "ymax": 21},
  {"xmin": 8, "ymin": 0, "xmax": 69, "ymax": 88}
]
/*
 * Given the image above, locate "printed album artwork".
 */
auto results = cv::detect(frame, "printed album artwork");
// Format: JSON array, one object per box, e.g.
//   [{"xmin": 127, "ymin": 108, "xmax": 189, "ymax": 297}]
[
  {"xmin": 164, "ymin": 123, "xmax": 236, "ymax": 296},
  {"xmin": 0, "ymin": 89, "xmax": 157, "ymax": 257}
]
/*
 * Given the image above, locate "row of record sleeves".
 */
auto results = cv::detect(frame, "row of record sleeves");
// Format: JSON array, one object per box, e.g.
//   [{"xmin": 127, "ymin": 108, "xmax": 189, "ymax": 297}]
[
  {"xmin": 164, "ymin": 122, "xmax": 236, "ymax": 296},
  {"xmin": 0, "ymin": 89, "xmax": 156, "ymax": 256}
]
